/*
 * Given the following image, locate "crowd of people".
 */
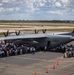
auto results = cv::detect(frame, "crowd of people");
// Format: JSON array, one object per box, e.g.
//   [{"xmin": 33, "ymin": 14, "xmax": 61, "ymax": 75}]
[
  {"xmin": 0, "ymin": 43, "xmax": 36, "ymax": 58},
  {"xmin": 63, "ymin": 45, "xmax": 74, "ymax": 58},
  {"xmin": 0, "ymin": 42, "xmax": 74, "ymax": 58}
]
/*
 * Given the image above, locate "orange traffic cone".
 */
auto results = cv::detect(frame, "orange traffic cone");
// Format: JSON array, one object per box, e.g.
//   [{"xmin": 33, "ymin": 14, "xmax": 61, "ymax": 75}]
[
  {"xmin": 56, "ymin": 60, "xmax": 59, "ymax": 65},
  {"xmin": 53, "ymin": 64, "xmax": 56, "ymax": 69},
  {"xmin": 64, "ymin": 72, "xmax": 66, "ymax": 75},
  {"xmin": 34, "ymin": 72, "xmax": 37, "ymax": 75},
  {"xmin": 46, "ymin": 67, "xmax": 48, "ymax": 73}
]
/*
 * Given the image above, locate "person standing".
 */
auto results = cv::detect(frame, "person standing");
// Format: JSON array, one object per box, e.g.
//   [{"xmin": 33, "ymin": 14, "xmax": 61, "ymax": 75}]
[
  {"xmin": 44, "ymin": 46, "xmax": 47, "ymax": 52},
  {"xmin": 0, "ymin": 50, "xmax": 2, "ymax": 57},
  {"xmin": 65, "ymin": 49, "xmax": 69, "ymax": 58},
  {"xmin": 32, "ymin": 47, "xmax": 36, "ymax": 54},
  {"xmin": 30, "ymin": 47, "xmax": 32, "ymax": 54},
  {"xmin": 20, "ymin": 49, "xmax": 22, "ymax": 55}
]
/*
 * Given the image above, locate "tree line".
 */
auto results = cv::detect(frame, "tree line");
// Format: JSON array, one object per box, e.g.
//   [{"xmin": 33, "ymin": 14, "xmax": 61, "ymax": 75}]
[{"xmin": 0, "ymin": 20, "xmax": 74, "ymax": 23}]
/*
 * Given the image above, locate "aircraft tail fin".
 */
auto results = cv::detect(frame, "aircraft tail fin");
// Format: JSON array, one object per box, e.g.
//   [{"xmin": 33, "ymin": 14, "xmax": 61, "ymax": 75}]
[
  {"xmin": 72, "ymin": 30, "xmax": 74, "ymax": 33},
  {"xmin": 60, "ymin": 30, "xmax": 74, "ymax": 37},
  {"xmin": 68, "ymin": 30, "xmax": 74, "ymax": 37}
]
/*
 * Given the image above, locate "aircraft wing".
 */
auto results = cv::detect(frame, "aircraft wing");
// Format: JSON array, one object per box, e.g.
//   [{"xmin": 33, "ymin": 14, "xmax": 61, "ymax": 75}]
[
  {"xmin": 0, "ymin": 34, "xmax": 46, "ymax": 41},
  {"xmin": 46, "ymin": 32, "xmax": 70, "ymax": 35}
]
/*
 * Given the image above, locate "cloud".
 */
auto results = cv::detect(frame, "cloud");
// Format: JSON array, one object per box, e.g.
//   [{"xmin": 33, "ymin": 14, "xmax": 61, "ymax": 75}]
[
  {"xmin": 72, "ymin": 10, "xmax": 74, "ymax": 12},
  {"xmin": 15, "ymin": 7, "xmax": 20, "ymax": 11},
  {"xmin": 2, "ymin": 0, "xmax": 9, "ymax": 3},
  {"xmin": 36, "ymin": 0, "xmax": 46, "ymax": 7},
  {"xmin": 6, "ymin": 7, "xmax": 20, "ymax": 12},
  {"xmin": 53, "ymin": 2, "xmax": 62, "ymax": 7},
  {"xmin": 0, "ymin": 3, "xmax": 3, "ymax": 6},
  {"xmin": 0, "ymin": 0, "xmax": 71, "ymax": 12},
  {"xmin": 61, "ymin": 0, "xmax": 69, "ymax": 4},
  {"xmin": 0, "ymin": 0, "xmax": 74, "ymax": 20},
  {"xmin": 7, "ymin": 8, "xmax": 14, "ymax": 12},
  {"xmin": 60, "ymin": 0, "xmax": 70, "ymax": 7},
  {"xmin": 0, "ymin": 7, "xmax": 4, "ymax": 12},
  {"xmin": 48, "ymin": 10, "xmax": 64, "ymax": 15}
]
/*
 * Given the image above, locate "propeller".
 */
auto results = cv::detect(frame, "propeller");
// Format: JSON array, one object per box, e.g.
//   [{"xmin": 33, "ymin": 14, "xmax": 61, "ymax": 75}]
[
  {"xmin": 42, "ymin": 29, "xmax": 47, "ymax": 33},
  {"xmin": 15, "ymin": 30, "xmax": 20, "ymax": 35},
  {"xmin": 3, "ymin": 30, "xmax": 9, "ymax": 37},
  {"xmin": 34, "ymin": 29, "xmax": 39, "ymax": 34}
]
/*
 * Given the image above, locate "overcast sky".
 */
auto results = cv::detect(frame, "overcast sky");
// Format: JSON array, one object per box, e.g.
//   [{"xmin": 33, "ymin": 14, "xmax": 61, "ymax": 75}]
[{"xmin": 0, "ymin": 0, "xmax": 74, "ymax": 20}]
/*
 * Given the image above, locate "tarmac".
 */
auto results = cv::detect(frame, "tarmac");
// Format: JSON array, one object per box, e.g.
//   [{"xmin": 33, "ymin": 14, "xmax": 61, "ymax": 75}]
[{"xmin": 0, "ymin": 51, "xmax": 74, "ymax": 75}]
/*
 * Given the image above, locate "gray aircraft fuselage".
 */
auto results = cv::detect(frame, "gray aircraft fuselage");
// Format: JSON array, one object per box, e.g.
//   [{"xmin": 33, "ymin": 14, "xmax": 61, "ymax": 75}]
[{"xmin": 11, "ymin": 34, "xmax": 73, "ymax": 49}]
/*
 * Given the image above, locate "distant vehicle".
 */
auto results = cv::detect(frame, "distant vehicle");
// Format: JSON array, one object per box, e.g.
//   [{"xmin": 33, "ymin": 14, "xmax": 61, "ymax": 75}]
[{"xmin": 0, "ymin": 30, "xmax": 74, "ymax": 50}]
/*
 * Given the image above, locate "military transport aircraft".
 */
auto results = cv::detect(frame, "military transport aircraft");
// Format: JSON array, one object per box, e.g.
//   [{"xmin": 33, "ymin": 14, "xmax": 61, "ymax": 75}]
[{"xmin": 0, "ymin": 30, "xmax": 74, "ymax": 50}]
